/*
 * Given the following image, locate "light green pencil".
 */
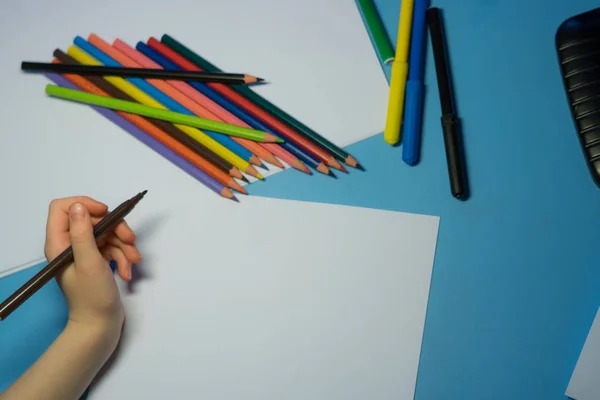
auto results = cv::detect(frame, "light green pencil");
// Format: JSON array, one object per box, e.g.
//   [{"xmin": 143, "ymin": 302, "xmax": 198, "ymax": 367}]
[{"xmin": 45, "ymin": 85, "xmax": 283, "ymax": 143}]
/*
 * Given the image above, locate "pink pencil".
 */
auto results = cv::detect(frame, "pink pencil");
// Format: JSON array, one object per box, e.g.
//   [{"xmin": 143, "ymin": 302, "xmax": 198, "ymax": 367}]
[
  {"xmin": 111, "ymin": 38, "xmax": 309, "ymax": 173},
  {"xmin": 87, "ymin": 34, "xmax": 275, "ymax": 168}
]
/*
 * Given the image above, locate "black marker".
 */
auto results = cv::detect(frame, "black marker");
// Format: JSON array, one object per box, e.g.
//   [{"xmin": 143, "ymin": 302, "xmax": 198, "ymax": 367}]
[{"xmin": 427, "ymin": 8, "xmax": 469, "ymax": 200}]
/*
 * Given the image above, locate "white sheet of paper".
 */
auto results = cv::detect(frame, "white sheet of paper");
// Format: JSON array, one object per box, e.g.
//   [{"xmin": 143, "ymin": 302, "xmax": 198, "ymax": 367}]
[
  {"xmin": 76, "ymin": 194, "xmax": 438, "ymax": 400},
  {"xmin": 566, "ymin": 308, "xmax": 600, "ymax": 400},
  {"xmin": 0, "ymin": 0, "xmax": 389, "ymax": 195}
]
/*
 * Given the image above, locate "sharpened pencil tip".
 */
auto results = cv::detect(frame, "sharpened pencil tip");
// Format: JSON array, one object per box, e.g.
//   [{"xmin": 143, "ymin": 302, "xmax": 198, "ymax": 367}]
[
  {"xmin": 257, "ymin": 77, "xmax": 265, "ymax": 83},
  {"xmin": 141, "ymin": 190, "xmax": 148, "ymax": 195},
  {"xmin": 276, "ymin": 138, "xmax": 284, "ymax": 143},
  {"xmin": 241, "ymin": 175, "xmax": 250, "ymax": 183}
]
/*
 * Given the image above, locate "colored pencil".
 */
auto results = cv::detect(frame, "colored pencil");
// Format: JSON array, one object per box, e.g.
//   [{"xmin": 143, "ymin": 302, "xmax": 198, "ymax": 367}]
[
  {"xmin": 87, "ymin": 35, "xmax": 272, "ymax": 169},
  {"xmin": 49, "ymin": 60, "xmax": 245, "ymax": 194},
  {"xmin": 133, "ymin": 42, "xmax": 321, "ymax": 175},
  {"xmin": 53, "ymin": 49, "xmax": 246, "ymax": 183},
  {"xmin": 47, "ymin": 83, "xmax": 278, "ymax": 144},
  {"xmin": 46, "ymin": 73, "xmax": 234, "ymax": 199},
  {"xmin": 66, "ymin": 45, "xmax": 262, "ymax": 179},
  {"xmin": 0, "ymin": 190, "xmax": 148, "ymax": 321},
  {"xmin": 22, "ymin": 61, "xmax": 263, "ymax": 84},
  {"xmin": 149, "ymin": 37, "xmax": 345, "ymax": 172},
  {"xmin": 383, "ymin": 0, "xmax": 415, "ymax": 145},
  {"xmin": 117, "ymin": 39, "xmax": 289, "ymax": 171},
  {"xmin": 402, "ymin": 0, "xmax": 430, "ymax": 165},
  {"xmin": 74, "ymin": 37, "xmax": 261, "ymax": 166},
  {"xmin": 161, "ymin": 34, "xmax": 360, "ymax": 169},
  {"xmin": 355, "ymin": 0, "xmax": 395, "ymax": 64}
]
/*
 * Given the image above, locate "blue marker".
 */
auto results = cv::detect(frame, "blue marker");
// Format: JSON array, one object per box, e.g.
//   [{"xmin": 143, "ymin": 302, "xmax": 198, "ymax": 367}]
[
  {"xmin": 72, "ymin": 37, "xmax": 254, "ymax": 163},
  {"xmin": 402, "ymin": 0, "xmax": 429, "ymax": 165}
]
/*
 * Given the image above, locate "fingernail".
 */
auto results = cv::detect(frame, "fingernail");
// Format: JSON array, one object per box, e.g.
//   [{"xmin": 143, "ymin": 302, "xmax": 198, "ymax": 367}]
[{"xmin": 69, "ymin": 203, "xmax": 85, "ymax": 221}]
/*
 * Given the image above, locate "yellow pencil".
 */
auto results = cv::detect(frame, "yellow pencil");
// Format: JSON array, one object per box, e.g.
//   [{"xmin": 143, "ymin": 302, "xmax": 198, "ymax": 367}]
[
  {"xmin": 383, "ymin": 0, "xmax": 415, "ymax": 145},
  {"xmin": 67, "ymin": 45, "xmax": 263, "ymax": 179}
]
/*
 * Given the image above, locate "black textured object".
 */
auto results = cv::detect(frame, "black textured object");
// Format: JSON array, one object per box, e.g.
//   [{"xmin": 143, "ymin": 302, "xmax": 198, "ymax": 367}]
[{"xmin": 556, "ymin": 8, "xmax": 600, "ymax": 188}]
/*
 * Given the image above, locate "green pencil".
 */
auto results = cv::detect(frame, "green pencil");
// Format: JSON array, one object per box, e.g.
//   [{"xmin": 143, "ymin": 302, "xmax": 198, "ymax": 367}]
[
  {"xmin": 161, "ymin": 34, "xmax": 362, "ymax": 169},
  {"xmin": 355, "ymin": 0, "xmax": 395, "ymax": 65},
  {"xmin": 45, "ymin": 85, "xmax": 282, "ymax": 143}
]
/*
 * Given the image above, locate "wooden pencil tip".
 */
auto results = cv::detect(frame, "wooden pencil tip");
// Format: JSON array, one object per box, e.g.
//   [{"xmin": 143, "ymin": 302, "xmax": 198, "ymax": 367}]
[
  {"xmin": 249, "ymin": 155, "xmax": 262, "ymax": 166},
  {"xmin": 275, "ymin": 138, "xmax": 284, "ymax": 143},
  {"xmin": 244, "ymin": 75, "xmax": 267, "ymax": 84},
  {"xmin": 241, "ymin": 175, "xmax": 250, "ymax": 183},
  {"xmin": 262, "ymin": 134, "xmax": 281, "ymax": 143},
  {"xmin": 230, "ymin": 168, "xmax": 244, "ymax": 180},
  {"xmin": 290, "ymin": 159, "xmax": 310, "ymax": 174},
  {"xmin": 316, "ymin": 163, "xmax": 331, "ymax": 175},
  {"xmin": 329, "ymin": 158, "xmax": 347, "ymax": 173},
  {"xmin": 142, "ymin": 190, "xmax": 148, "ymax": 195},
  {"xmin": 245, "ymin": 165, "xmax": 263, "ymax": 179},
  {"xmin": 229, "ymin": 180, "xmax": 247, "ymax": 194},
  {"xmin": 263, "ymin": 155, "xmax": 283, "ymax": 169},
  {"xmin": 345, "ymin": 155, "xmax": 360, "ymax": 168},
  {"xmin": 256, "ymin": 173, "xmax": 265, "ymax": 180},
  {"xmin": 222, "ymin": 188, "xmax": 236, "ymax": 199}
]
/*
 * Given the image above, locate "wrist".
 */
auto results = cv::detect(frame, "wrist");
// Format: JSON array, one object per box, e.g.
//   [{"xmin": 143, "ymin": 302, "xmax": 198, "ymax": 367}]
[{"xmin": 65, "ymin": 317, "xmax": 123, "ymax": 355}]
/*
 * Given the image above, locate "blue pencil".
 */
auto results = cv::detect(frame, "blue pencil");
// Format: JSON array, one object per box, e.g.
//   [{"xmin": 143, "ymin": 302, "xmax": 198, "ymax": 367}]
[
  {"xmin": 135, "ymin": 42, "xmax": 330, "ymax": 175},
  {"xmin": 402, "ymin": 0, "xmax": 430, "ymax": 165},
  {"xmin": 72, "ymin": 36, "xmax": 256, "ymax": 165}
]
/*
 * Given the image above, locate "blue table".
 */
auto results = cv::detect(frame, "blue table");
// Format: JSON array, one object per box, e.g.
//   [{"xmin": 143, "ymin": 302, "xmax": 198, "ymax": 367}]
[{"xmin": 251, "ymin": 1, "xmax": 600, "ymax": 399}]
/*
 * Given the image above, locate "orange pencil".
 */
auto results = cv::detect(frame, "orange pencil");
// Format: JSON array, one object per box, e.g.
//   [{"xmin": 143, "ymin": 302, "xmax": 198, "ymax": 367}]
[
  {"xmin": 87, "ymin": 34, "xmax": 275, "ymax": 169},
  {"xmin": 53, "ymin": 59, "xmax": 245, "ymax": 195},
  {"xmin": 113, "ymin": 39, "xmax": 311, "ymax": 173}
]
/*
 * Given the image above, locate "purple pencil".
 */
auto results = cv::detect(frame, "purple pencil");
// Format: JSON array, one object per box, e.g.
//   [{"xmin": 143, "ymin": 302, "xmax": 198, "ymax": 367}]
[{"xmin": 45, "ymin": 73, "xmax": 236, "ymax": 200}]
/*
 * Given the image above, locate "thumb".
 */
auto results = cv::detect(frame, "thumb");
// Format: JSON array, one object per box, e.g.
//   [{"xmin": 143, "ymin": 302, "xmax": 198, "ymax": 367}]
[{"xmin": 69, "ymin": 203, "xmax": 102, "ymax": 265}]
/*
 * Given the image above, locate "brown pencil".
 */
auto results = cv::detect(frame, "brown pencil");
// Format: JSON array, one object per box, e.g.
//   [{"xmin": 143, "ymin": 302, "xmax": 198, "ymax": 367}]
[
  {"xmin": 53, "ymin": 49, "xmax": 247, "ymax": 184},
  {"xmin": 0, "ymin": 191, "xmax": 147, "ymax": 321}
]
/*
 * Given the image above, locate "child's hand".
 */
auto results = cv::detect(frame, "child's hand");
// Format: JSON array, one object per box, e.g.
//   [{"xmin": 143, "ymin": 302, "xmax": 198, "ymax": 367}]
[{"xmin": 44, "ymin": 196, "xmax": 142, "ymax": 331}]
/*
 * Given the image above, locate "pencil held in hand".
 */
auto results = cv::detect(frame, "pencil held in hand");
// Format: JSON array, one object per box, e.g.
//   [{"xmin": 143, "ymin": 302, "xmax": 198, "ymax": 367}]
[{"xmin": 0, "ymin": 191, "xmax": 147, "ymax": 321}]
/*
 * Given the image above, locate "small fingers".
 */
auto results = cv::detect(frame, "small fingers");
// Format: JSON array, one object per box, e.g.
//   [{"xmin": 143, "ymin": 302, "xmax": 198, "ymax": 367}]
[
  {"xmin": 102, "ymin": 246, "xmax": 131, "ymax": 281},
  {"xmin": 106, "ymin": 234, "xmax": 142, "ymax": 264},
  {"xmin": 91, "ymin": 218, "xmax": 136, "ymax": 245}
]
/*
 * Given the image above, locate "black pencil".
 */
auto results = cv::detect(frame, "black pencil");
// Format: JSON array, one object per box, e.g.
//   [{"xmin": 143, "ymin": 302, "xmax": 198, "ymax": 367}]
[
  {"xmin": 21, "ymin": 61, "xmax": 263, "ymax": 85},
  {"xmin": 0, "ymin": 191, "xmax": 147, "ymax": 321},
  {"xmin": 427, "ymin": 8, "xmax": 469, "ymax": 200}
]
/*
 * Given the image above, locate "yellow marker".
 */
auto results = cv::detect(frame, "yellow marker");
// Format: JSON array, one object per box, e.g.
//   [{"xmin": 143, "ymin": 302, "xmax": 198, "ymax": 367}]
[
  {"xmin": 67, "ymin": 46, "xmax": 263, "ymax": 179},
  {"xmin": 383, "ymin": 0, "xmax": 415, "ymax": 145}
]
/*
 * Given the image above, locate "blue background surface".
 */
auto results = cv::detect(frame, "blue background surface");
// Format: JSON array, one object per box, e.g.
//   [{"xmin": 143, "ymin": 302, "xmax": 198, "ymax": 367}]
[
  {"xmin": 1, "ymin": 1, "xmax": 600, "ymax": 399},
  {"xmin": 249, "ymin": 0, "xmax": 600, "ymax": 399}
]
